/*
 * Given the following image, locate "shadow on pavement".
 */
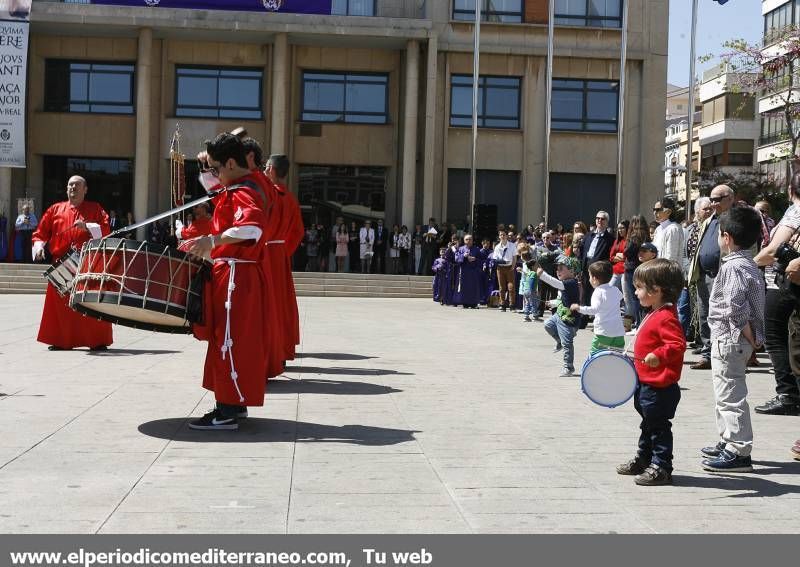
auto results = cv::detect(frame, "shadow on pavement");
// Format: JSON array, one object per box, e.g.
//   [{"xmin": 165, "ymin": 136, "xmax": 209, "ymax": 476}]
[
  {"xmin": 138, "ymin": 418, "xmax": 419, "ymax": 445},
  {"xmin": 295, "ymin": 352, "xmax": 378, "ymax": 361},
  {"xmin": 269, "ymin": 378, "xmax": 401, "ymax": 395},
  {"xmin": 286, "ymin": 366, "xmax": 413, "ymax": 377},
  {"xmin": 87, "ymin": 349, "xmax": 182, "ymax": 356},
  {"xmin": 674, "ymin": 461, "xmax": 800, "ymax": 497}
]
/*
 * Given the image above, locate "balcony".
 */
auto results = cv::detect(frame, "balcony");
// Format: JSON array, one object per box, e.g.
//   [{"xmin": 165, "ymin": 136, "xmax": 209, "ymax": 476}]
[{"xmin": 759, "ymin": 131, "xmax": 791, "ymax": 146}]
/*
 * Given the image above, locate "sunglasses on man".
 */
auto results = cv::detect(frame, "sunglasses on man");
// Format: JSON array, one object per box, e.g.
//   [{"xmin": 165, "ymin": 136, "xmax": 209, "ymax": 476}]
[{"xmin": 709, "ymin": 195, "xmax": 730, "ymax": 203}]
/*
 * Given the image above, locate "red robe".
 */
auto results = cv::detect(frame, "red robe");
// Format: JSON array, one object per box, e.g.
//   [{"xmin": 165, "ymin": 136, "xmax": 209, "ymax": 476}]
[
  {"xmin": 280, "ymin": 187, "xmax": 304, "ymax": 358},
  {"xmin": 178, "ymin": 216, "xmax": 213, "ymax": 240},
  {"xmin": 32, "ymin": 201, "xmax": 113, "ymax": 349},
  {"xmin": 200, "ymin": 175, "xmax": 270, "ymax": 406}
]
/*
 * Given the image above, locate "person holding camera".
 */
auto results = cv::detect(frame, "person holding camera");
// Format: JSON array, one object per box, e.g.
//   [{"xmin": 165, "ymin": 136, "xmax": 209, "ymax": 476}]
[
  {"xmin": 15, "ymin": 204, "xmax": 38, "ymax": 263},
  {"xmin": 753, "ymin": 163, "xmax": 800, "ymax": 417}
]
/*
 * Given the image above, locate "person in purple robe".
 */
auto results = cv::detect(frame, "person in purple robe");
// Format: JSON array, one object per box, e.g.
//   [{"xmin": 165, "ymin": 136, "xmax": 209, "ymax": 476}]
[
  {"xmin": 431, "ymin": 248, "xmax": 447, "ymax": 303},
  {"xmin": 441, "ymin": 234, "xmax": 460, "ymax": 306},
  {"xmin": 454, "ymin": 234, "xmax": 482, "ymax": 309}
]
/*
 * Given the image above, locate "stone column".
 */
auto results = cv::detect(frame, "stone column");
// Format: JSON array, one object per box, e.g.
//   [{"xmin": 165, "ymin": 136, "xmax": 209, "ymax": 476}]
[
  {"xmin": 422, "ymin": 36, "xmax": 437, "ymax": 223},
  {"xmin": 271, "ymin": 33, "xmax": 289, "ymax": 155},
  {"xmin": 133, "ymin": 28, "xmax": 153, "ymax": 240},
  {"xmin": 401, "ymin": 39, "xmax": 419, "ymax": 227}
]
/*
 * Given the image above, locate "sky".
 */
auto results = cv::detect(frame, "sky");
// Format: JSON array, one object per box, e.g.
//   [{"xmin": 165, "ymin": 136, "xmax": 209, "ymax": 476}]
[{"xmin": 668, "ymin": 0, "xmax": 763, "ymax": 87}]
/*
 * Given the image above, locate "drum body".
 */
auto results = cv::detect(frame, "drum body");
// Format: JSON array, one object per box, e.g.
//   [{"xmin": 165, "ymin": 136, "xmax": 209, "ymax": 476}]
[
  {"xmin": 580, "ymin": 350, "xmax": 638, "ymax": 408},
  {"xmin": 70, "ymin": 238, "xmax": 207, "ymax": 333},
  {"xmin": 43, "ymin": 251, "xmax": 81, "ymax": 297}
]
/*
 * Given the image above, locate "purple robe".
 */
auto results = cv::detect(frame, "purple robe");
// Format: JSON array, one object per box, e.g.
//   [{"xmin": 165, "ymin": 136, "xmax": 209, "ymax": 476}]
[
  {"xmin": 441, "ymin": 246, "xmax": 458, "ymax": 306},
  {"xmin": 432, "ymin": 257, "xmax": 447, "ymax": 302},
  {"xmin": 478, "ymin": 247, "xmax": 493, "ymax": 304},
  {"xmin": 454, "ymin": 245, "xmax": 482, "ymax": 307}
]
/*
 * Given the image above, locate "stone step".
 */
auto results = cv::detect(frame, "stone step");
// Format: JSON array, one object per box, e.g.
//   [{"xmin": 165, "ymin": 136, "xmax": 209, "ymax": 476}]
[
  {"xmin": 0, "ymin": 276, "xmax": 47, "ymax": 284},
  {"xmin": 0, "ymin": 281, "xmax": 46, "ymax": 290}
]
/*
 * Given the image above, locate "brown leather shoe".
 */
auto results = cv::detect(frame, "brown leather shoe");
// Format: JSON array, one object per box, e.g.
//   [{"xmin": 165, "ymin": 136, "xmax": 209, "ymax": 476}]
[{"xmin": 690, "ymin": 359, "xmax": 711, "ymax": 370}]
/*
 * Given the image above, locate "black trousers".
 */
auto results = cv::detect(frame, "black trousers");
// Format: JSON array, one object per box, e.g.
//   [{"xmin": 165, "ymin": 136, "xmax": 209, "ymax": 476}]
[
  {"xmin": 766, "ymin": 288, "xmax": 800, "ymax": 402},
  {"xmin": 635, "ymin": 382, "xmax": 681, "ymax": 472}
]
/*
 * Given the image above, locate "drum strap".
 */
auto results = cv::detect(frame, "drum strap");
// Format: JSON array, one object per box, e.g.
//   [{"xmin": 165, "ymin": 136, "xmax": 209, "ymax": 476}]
[{"xmin": 214, "ymin": 257, "xmax": 257, "ymax": 403}]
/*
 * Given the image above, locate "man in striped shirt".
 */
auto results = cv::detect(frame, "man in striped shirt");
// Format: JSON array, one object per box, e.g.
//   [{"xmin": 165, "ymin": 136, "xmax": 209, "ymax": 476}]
[{"xmin": 701, "ymin": 207, "xmax": 766, "ymax": 473}]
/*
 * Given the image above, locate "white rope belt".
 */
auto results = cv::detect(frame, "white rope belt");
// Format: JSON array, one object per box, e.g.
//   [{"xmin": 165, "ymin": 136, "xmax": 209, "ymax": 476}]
[
  {"xmin": 213, "ymin": 257, "xmax": 257, "ymax": 403},
  {"xmin": 267, "ymin": 240, "xmax": 285, "ymax": 245}
]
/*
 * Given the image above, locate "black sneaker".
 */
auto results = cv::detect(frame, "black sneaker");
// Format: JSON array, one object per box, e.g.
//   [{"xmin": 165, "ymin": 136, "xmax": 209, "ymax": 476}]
[
  {"xmin": 700, "ymin": 441, "xmax": 726, "ymax": 458},
  {"xmin": 754, "ymin": 396, "xmax": 800, "ymax": 416},
  {"xmin": 702, "ymin": 449, "xmax": 753, "ymax": 473},
  {"xmin": 89, "ymin": 345, "xmax": 108, "ymax": 352},
  {"xmin": 634, "ymin": 464, "xmax": 672, "ymax": 486},
  {"xmin": 616, "ymin": 457, "xmax": 648, "ymax": 476},
  {"xmin": 235, "ymin": 407, "xmax": 248, "ymax": 419},
  {"xmin": 188, "ymin": 409, "xmax": 238, "ymax": 431}
]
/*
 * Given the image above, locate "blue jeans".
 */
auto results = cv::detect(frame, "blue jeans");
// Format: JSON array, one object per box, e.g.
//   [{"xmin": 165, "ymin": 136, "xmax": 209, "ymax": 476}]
[
  {"xmin": 522, "ymin": 292, "xmax": 539, "ymax": 316},
  {"xmin": 677, "ymin": 287, "xmax": 691, "ymax": 338},
  {"xmin": 635, "ymin": 382, "xmax": 681, "ymax": 472},
  {"xmin": 544, "ymin": 313, "xmax": 578, "ymax": 370},
  {"xmin": 623, "ymin": 271, "xmax": 641, "ymax": 326}
]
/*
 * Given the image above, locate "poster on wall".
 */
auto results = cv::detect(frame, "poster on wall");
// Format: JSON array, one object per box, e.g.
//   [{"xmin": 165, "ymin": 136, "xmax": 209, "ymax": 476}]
[
  {"xmin": 89, "ymin": 1, "xmax": 333, "ymax": 14},
  {"xmin": 0, "ymin": 0, "xmax": 29, "ymax": 168}
]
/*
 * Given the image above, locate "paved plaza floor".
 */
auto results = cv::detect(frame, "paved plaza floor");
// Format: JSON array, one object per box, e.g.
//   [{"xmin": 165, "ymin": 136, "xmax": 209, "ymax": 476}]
[{"xmin": 1, "ymin": 294, "xmax": 799, "ymax": 534}]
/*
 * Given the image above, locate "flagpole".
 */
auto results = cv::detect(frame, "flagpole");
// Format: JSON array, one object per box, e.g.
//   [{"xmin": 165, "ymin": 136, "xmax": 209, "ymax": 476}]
[
  {"xmin": 615, "ymin": 0, "xmax": 629, "ymax": 223},
  {"xmin": 469, "ymin": 0, "xmax": 480, "ymax": 232},
  {"xmin": 685, "ymin": 0, "xmax": 699, "ymax": 218},
  {"xmin": 544, "ymin": 0, "xmax": 555, "ymax": 226}
]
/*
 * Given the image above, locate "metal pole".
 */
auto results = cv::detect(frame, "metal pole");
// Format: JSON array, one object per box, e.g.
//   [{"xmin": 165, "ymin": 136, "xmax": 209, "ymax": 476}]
[
  {"xmin": 685, "ymin": 0, "xmax": 699, "ymax": 218},
  {"xmin": 615, "ymin": 0, "xmax": 629, "ymax": 222},
  {"xmin": 544, "ymin": 0, "xmax": 555, "ymax": 226},
  {"xmin": 469, "ymin": 0, "xmax": 481, "ymax": 231}
]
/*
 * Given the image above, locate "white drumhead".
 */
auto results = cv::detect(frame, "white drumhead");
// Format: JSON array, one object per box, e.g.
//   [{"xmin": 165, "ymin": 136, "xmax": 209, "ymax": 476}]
[{"xmin": 581, "ymin": 352, "xmax": 637, "ymax": 408}]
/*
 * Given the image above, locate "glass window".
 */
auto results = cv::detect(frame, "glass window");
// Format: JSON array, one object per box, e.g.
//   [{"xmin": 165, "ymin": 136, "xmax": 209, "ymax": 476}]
[
  {"xmin": 453, "ymin": 0, "xmax": 523, "ymax": 23},
  {"xmin": 555, "ymin": 0, "xmax": 622, "ymax": 28},
  {"xmin": 331, "ymin": 0, "xmax": 375, "ymax": 16},
  {"xmin": 450, "ymin": 75, "xmax": 521, "ymax": 129},
  {"xmin": 728, "ymin": 139, "xmax": 754, "ymax": 166},
  {"xmin": 725, "ymin": 93, "xmax": 755, "ymax": 120},
  {"xmin": 44, "ymin": 60, "xmax": 134, "ymax": 114},
  {"xmin": 760, "ymin": 113, "xmax": 788, "ymax": 145},
  {"xmin": 42, "ymin": 156, "xmax": 134, "ymax": 216},
  {"xmin": 764, "ymin": 1, "xmax": 795, "ymax": 45},
  {"xmin": 301, "ymin": 72, "xmax": 388, "ymax": 124},
  {"xmin": 175, "ymin": 66, "xmax": 262, "ymax": 119},
  {"xmin": 551, "ymin": 79, "xmax": 618, "ymax": 132},
  {"xmin": 297, "ymin": 165, "xmax": 387, "ymax": 217}
]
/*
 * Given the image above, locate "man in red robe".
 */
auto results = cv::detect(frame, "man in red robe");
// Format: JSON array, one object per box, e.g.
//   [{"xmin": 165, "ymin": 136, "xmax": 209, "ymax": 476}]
[
  {"xmin": 266, "ymin": 154, "xmax": 304, "ymax": 364},
  {"xmin": 32, "ymin": 176, "xmax": 113, "ymax": 351},
  {"xmin": 183, "ymin": 133, "xmax": 270, "ymax": 431},
  {"xmin": 175, "ymin": 202, "xmax": 214, "ymax": 241}
]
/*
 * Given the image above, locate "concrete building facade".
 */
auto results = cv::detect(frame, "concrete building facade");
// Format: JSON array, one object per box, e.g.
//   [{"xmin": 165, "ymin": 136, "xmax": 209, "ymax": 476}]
[{"xmin": 1, "ymin": 0, "xmax": 669, "ymax": 231}]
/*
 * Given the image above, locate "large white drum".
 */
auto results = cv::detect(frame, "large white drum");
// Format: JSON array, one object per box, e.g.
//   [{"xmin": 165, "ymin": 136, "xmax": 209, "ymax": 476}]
[{"xmin": 580, "ymin": 350, "xmax": 638, "ymax": 408}]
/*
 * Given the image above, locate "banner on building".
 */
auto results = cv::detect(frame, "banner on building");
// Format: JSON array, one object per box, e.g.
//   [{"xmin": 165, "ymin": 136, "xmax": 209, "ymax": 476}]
[
  {"xmin": 0, "ymin": 1, "xmax": 30, "ymax": 168},
  {"xmin": 89, "ymin": 1, "xmax": 333, "ymax": 14}
]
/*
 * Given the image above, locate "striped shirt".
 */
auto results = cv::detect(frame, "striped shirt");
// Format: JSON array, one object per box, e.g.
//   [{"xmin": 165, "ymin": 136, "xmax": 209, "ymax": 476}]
[{"xmin": 708, "ymin": 250, "xmax": 765, "ymax": 345}]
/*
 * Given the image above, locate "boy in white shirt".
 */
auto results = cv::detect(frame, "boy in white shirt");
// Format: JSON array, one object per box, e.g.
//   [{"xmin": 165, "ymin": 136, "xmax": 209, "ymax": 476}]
[{"xmin": 570, "ymin": 261, "xmax": 625, "ymax": 356}]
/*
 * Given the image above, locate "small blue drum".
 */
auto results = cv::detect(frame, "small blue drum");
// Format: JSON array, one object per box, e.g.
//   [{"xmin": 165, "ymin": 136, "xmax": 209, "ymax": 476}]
[{"xmin": 580, "ymin": 350, "xmax": 638, "ymax": 408}]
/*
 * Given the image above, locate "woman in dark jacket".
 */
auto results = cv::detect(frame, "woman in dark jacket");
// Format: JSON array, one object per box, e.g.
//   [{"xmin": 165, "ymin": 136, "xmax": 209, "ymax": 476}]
[{"xmin": 623, "ymin": 214, "xmax": 650, "ymax": 329}]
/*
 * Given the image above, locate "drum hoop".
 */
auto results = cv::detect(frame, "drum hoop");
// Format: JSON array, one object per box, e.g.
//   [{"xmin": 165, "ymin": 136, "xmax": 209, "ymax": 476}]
[
  {"xmin": 72, "ymin": 302, "xmax": 193, "ymax": 335},
  {"xmin": 580, "ymin": 350, "xmax": 637, "ymax": 409}
]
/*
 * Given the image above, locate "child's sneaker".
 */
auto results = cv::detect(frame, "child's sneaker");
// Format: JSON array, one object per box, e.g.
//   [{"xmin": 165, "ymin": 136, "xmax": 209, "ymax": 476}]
[
  {"xmin": 524, "ymin": 316, "xmax": 532, "ymax": 322},
  {"xmin": 791, "ymin": 443, "xmax": 800, "ymax": 461},
  {"xmin": 552, "ymin": 343, "xmax": 563, "ymax": 353},
  {"xmin": 559, "ymin": 367, "xmax": 575, "ymax": 377},
  {"xmin": 616, "ymin": 457, "xmax": 648, "ymax": 476},
  {"xmin": 702, "ymin": 449, "xmax": 753, "ymax": 473},
  {"xmin": 634, "ymin": 464, "xmax": 672, "ymax": 486},
  {"xmin": 188, "ymin": 409, "xmax": 238, "ymax": 431}
]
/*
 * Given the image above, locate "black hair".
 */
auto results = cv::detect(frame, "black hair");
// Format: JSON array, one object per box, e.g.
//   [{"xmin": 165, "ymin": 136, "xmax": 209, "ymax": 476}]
[
  {"xmin": 718, "ymin": 207, "xmax": 762, "ymax": 250},
  {"xmin": 268, "ymin": 154, "xmax": 290, "ymax": 178},
  {"xmin": 241, "ymin": 138, "xmax": 264, "ymax": 169},
  {"xmin": 588, "ymin": 260, "xmax": 613, "ymax": 284},
  {"xmin": 633, "ymin": 258, "xmax": 684, "ymax": 304},
  {"xmin": 658, "ymin": 196, "xmax": 677, "ymax": 221},
  {"xmin": 205, "ymin": 133, "xmax": 247, "ymax": 169}
]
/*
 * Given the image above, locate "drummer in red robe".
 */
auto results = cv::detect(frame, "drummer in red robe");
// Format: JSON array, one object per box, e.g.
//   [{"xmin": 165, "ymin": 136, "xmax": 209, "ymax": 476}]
[
  {"xmin": 32, "ymin": 176, "xmax": 113, "ymax": 351},
  {"xmin": 175, "ymin": 202, "xmax": 213, "ymax": 241},
  {"xmin": 265, "ymin": 154, "xmax": 304, "ymax": 365},
  {"xmin": 183, "ymin": 133, "xmax": 270, "ymax": 431}
]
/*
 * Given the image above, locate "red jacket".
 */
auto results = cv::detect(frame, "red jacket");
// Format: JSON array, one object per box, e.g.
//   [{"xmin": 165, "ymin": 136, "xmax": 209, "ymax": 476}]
[
  {"xmin": 609, "ymin": 237, "xmax": 626, "ymax": 275},
  {"xmin": 633, "ymin": 305, "xmax": 686, "ymax": 387}
]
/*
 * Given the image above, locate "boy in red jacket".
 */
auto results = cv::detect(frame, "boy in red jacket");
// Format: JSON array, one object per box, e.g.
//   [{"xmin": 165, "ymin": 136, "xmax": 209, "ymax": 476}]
[{"xmin": 616, "ymin": 258, "xmax": 686, "ymax": 486}]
